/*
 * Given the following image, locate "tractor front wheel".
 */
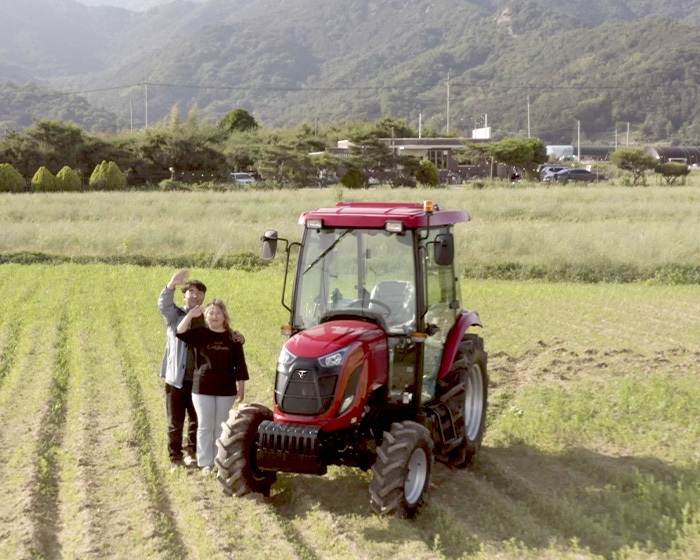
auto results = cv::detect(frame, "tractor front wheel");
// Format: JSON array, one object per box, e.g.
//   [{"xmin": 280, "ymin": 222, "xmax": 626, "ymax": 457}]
[
  {"xmin": 369, "ymin": 421, "xmax": 433, "ymax": 517},
  {"xmin": 215, "ymin": 403, "xmax": 277, "ymax": 497}
]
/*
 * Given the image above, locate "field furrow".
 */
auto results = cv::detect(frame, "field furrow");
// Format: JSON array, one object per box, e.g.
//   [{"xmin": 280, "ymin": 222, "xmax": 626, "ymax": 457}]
[{"xmin": 0, "ymin": 271, "xmax": 63, "ymax": 559}]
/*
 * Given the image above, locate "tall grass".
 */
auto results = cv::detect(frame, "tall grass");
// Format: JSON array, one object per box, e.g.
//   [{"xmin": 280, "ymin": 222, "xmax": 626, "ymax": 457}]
[{"xmin": 1, "ymin": 185, "xmax": 700, "ymax": 281}]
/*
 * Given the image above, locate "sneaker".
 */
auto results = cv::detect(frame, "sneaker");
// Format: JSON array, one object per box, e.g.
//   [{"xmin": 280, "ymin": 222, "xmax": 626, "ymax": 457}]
[
  {"xmin": 183, "ymin": 455, "xmax": 197, "ymax": 468},
  {"xmin": 200, "ymin": 465, "xmax": 214, "ymax": 476}
]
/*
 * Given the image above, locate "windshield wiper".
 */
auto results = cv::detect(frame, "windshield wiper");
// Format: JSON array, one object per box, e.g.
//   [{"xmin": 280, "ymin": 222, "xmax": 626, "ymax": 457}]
[{"xmin": 304, "ymin": 230, "xmax": 351, "ymax": 274}]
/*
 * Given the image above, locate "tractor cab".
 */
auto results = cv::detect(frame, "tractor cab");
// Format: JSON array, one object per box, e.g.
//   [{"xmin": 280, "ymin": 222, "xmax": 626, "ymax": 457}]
[{"xmin": 284, "ymin": 202, "xmax": 465, "ymax": 405}]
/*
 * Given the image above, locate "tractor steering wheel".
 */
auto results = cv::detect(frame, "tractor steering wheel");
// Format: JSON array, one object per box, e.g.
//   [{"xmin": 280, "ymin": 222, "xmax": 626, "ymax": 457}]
[{"xmin": 366, "ymin": 299, "xmax": 392, "ymax": 318}]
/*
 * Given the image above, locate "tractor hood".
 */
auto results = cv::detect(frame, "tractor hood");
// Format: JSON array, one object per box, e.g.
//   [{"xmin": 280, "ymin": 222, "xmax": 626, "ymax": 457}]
[{"xmin": 285, "ymin": 320, "xmax": 385, "ymax": 358}]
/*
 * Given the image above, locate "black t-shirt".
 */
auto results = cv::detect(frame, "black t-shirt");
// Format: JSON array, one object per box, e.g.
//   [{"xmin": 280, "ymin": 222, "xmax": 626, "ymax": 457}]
[{"xmin": 176, "ymin": 327, "xmax": 249, "ymax": 396}]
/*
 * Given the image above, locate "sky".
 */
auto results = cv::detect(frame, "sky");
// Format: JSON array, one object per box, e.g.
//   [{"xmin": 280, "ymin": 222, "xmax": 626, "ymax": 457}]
[{"xmin": 74, "ymin": 0, "xmax": 208, "ymax": 11}]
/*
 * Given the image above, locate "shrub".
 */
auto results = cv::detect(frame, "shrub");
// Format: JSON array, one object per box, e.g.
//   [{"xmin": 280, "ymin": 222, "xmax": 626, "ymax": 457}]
[
  {"xmin": 416, "ymin": 159, "xmax": 440, "ymax": 186},
  {"xmin": 0, "ymin": 163, "xmax": 27, "ymax": 192},
  {"xmin": 90, "ymin": 160, "xmax": 127, "ymax": 190},
  {"xmin": 56, "ymin": 166, "xmax": 82, "ymax": 191},
  {"xmin": 31, "ymin": 166, "xmax": 58, "ymax": 192},
  {"xmin": 340, "ymin": 169, "xmax": 366, "ymax": 189},
  {"xmin": 158, "ymin": 179, "xmax": 192, "ymax": 191}
]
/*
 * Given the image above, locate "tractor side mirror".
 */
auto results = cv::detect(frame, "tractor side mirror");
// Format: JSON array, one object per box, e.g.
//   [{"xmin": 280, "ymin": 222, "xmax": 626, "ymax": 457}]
[
  {"xmin": 434, "ymin": 233, "xmax": 454, "ymax": 266},
  {"xmin": 261, "ymin": 230, "xmax": 278, "ymax": 260}
]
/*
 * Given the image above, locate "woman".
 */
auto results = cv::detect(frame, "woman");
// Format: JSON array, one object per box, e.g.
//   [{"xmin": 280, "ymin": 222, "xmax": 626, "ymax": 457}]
[{"xmin": 176, "ymin": 298, "xmax": 248, "ymax": 474}]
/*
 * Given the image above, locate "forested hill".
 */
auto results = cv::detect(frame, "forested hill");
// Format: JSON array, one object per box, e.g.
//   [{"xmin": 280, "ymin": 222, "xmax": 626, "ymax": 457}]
[{"xmin": 3, "ymin": 0, "xmax": 700, "ymax": 143}]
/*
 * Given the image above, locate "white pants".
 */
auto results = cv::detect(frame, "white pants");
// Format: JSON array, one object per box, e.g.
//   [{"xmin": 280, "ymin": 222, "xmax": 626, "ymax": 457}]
[{"xmin": 191, "ymin": 393, "xmax": 236, "ymax": 468}]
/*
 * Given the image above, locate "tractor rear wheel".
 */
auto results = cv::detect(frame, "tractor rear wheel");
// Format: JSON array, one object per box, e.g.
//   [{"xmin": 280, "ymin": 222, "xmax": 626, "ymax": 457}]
[
  {"xmin": 444, "ymin": 334, "xmax": 488, "ymax": 468},
  {"xmin": 369, "ymin": 421, "xmax": 433, "ymax": 517},
  {"xmin": 215, "ymin": 403, "xmax": 277, "ymax": 497}
]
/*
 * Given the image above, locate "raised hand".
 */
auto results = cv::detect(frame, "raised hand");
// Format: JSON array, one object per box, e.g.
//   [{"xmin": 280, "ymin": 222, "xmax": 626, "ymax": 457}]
[{"xmin": 167, "ymin": 269, "xmax": 190, "ymax": 290}]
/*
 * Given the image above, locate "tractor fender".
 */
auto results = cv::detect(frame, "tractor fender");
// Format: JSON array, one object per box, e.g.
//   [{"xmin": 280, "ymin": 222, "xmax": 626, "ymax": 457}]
[{"xmin": 437, "ymin": 310, "xmax": 482, "ymax": 379}]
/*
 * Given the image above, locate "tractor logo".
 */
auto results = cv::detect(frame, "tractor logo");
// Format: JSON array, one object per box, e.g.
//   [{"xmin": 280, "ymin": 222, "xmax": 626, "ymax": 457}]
[{"xmin": 297, "ymin": 370, "xmax": 308, "ymax": 379}]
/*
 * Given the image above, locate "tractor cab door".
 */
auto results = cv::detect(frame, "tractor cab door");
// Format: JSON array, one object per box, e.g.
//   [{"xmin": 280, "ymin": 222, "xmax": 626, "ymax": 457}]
[{"xmin": 420, "ymin": 227, "xmax": 460, "ymax": 403}]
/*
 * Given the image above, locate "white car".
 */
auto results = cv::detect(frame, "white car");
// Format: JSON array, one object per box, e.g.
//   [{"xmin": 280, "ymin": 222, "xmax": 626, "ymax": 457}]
[{"xmin": 231, "ymin": 172, "xmax": 256, "ymax": 185}]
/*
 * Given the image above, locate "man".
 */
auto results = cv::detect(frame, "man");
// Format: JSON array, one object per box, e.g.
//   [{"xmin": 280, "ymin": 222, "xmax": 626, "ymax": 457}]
[{"xmin": 158, "ymin": 269, "xmax": 206, "ymax": 469}]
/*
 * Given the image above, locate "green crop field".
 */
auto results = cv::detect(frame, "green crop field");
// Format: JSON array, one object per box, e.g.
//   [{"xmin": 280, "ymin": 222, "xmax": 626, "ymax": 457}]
[{"xmin": 0, "ymin": 188, "xmax": 699, "ymax": 559}]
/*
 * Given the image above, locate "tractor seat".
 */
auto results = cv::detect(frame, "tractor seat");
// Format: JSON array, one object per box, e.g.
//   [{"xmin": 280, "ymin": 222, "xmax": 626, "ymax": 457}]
[{"xmin": 369, "ymin": 281, "xmax": 416, "ymax": 330}]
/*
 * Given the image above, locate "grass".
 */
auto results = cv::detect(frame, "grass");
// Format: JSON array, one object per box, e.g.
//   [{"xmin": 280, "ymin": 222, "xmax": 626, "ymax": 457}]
[
  {"xmin": 0, "ymin": 264, "xmax": 698, "ymax": 559},
  {"xmin": 1, "ymin": 185, "xmax": 699, "ymax": 281}
]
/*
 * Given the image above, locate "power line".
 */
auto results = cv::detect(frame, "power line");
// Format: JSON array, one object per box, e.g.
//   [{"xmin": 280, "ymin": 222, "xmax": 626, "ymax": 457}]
[{"xmin": 56, "ymin": 78, "xmax": 700, "ymax": 97}]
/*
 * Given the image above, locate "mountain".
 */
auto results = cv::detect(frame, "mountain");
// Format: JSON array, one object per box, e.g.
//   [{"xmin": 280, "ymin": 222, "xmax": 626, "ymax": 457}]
[{"xmin": 3, "ymin": 0, "xmax": 700, "ymax": 142}]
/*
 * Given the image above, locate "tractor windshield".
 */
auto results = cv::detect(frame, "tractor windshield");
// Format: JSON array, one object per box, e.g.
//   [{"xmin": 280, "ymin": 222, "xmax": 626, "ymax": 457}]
[{"xmin": 294, "ymin": 228, "xmax": 416, "ymax": 333}]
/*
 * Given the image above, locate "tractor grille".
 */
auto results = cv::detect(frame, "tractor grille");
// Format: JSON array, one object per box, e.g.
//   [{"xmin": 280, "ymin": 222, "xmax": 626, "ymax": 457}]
[{"xmin": 275, "ymin": 361, "xmax": 338, "ymax": 415}]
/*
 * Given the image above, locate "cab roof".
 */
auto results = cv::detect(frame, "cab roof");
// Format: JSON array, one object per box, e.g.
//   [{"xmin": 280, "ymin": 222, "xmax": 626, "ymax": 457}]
[{"xmin": 298, "ymin": 202, "xmax": 469, "ymax": 229}]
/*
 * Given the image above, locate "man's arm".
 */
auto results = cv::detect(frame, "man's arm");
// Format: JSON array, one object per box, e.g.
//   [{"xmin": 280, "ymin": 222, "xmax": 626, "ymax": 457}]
[{"xmin": 158, "ymin": 269, "xmax": 189, "ymax": 326}]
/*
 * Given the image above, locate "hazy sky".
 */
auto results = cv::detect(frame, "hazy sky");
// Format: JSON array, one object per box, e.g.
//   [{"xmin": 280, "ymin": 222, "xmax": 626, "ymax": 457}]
[{"xmin": 75, "ymin": 0, "xmax": 208, "ymax": 11}]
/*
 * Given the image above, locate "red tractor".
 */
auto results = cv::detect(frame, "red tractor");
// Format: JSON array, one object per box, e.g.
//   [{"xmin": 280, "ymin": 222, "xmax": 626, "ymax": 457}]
[{"xmin": 216, "ymin": 201, "xmax": 488, "ymax": 516}]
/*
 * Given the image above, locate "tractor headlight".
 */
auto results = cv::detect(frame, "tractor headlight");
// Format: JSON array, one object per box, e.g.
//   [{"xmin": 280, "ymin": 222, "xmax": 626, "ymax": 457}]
[
  {"xmin": 277, "ymin": 347, "xmax": 297, "ymax": 372},
  {"xmin": 317, "ymin": 347, "xmax": 350, "ymax": 368},
  {"xmin": 338, "ymin": 366, "xmax": 362, "ymax": 415}
]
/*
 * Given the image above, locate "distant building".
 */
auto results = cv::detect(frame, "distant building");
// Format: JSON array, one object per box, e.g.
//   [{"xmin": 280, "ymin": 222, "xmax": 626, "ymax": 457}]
[
  {"xmin": 318, "ymin": 138, "xmax": 490, "ymax": 181},
  {"xmin": 546, "ymin": 145, "xmax": 574, "ymax": 160},
  {"xmin": 644, "ymin": 146, "xmax": 700, "ymax": 165}
]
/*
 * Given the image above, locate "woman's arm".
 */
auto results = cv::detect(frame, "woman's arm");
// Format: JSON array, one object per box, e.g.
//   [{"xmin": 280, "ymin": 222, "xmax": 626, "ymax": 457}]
[
  {"xmin": 177, "ymin": 305, "xmax": 202, "ymax": 334},
  {"xmin": 237, "ymin": 380, "xmax": 245, "ymax": 402}
]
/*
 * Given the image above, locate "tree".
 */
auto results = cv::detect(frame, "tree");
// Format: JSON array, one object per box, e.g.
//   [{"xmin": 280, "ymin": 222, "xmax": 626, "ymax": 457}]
[
  {"xmin": 218, "ymin": 108, "xmax": 259, "ymax": 134},
  {"xmin": 490, "ymin": 137, "xmax": 547, "ymax": 180},
  {"xmin": 255, "ymin": 144, "xmax": 316, "ymax": 188},
  {"xmin": 56, "ymin": 166, "xmax": 82, "ymax": 191},
  {"xmin": 308, "ymin": 151, "xmax": 342, "ymax": 186},
  {"xmin": 31, "ymin": 166, "xmax": 58, "ymax": 192},
  {"xmin": 185, "ymin": 103, "xmax": 201, "ymax": 129},
  {"xmin": 0, "ymin": 163, "xmax": 27, "ymax": 192},
  {"xmin": 610, "ymin": 147, "xmax": 657, "ymax": 186},
  {"xmin": 169, "ymin": 104, "xmax": 182, "ymax": 129},
  {"xmin": 655, "ymin": 162, "xmax": 690, "ymax": 185}
]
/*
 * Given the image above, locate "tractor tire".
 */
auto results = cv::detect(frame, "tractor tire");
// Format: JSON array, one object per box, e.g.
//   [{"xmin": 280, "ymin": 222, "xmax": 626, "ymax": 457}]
[
  {"xmin": 443, "ymin": 334, "xmax": 488, "ymax": 468},
  {"xmin": 215, "ymin": 403, "xmax": 277, "ymax": 497},
  {"xmin": 369, "ymin": 421, "xmax": 433, "ymax": 517}
]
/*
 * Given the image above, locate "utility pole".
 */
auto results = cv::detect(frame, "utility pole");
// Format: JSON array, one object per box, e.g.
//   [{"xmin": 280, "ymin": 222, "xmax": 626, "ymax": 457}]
[
  {"xmin": 615, "ymin": 127, "xmax": 618, "ymax": 150},
  {"xmin": 577, "ymin": 120, "xmax": 581, "ymax": 162},
  {"xmin": 446, "ymin": 71, "xmax": 450, "ymax": 135},
  {"xmin": 418, "ymin": 113, "xmax": 422, "ymax": 139},
  {"xmin": 144, "ymin": 80, "xmax": 149, "ymax": 129},
  {"xmin": 527, "ymin": 96, "xmax": 531, "ymax": 137},
  {"xmin": 626, "ymin": 122, "xmax": 630, "ymax": 146}
]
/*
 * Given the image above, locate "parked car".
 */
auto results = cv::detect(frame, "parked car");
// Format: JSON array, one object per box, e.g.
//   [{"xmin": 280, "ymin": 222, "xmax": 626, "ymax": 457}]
[
  {"xmin": 540, "ymin": 165, "xmax": 569, "ymax": 181},
  {"xmin": 231, "ymin": 172, "xmax": 256, "ymax": 185},
  {"xmin": 551, "ymin": 168, "xmax": 608, "ymax": 183}
]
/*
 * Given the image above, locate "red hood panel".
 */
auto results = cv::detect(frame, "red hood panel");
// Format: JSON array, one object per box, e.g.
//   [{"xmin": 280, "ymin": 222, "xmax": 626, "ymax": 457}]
[{"xmin": 286, "ymin": 320, "xmax": 385, "ymax": 357}]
